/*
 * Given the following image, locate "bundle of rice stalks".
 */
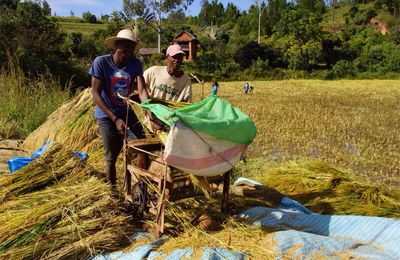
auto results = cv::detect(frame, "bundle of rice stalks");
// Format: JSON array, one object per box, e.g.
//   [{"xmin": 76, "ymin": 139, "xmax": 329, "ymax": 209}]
[
  {"xmin": 118, "ymin": 194, "xmax": 276, "ymax": 259},
  {"xmin": 155, "ymin": 219, "xmax": 277, "ymax": 259},
  {"xmin": 341, "ymin": 182, "xmax": 400, "ymax": 209},
  {"xmin": 0, "ymin": 177, "xmax": 131, "ymax": 259},
  {"xmin": 0, "ymin": 143, "xmax": 99, "ymax": 202},
  {"xmin": 21, "ymin": 88, "xmax": 100, "ymax": 153},
  {"xmin": 139, "ymin": 192, "xmax": 272, "ymax": 240},
  {"xmin": 235, "ymin": 158, "xmax": 400, "ymax": 218}
]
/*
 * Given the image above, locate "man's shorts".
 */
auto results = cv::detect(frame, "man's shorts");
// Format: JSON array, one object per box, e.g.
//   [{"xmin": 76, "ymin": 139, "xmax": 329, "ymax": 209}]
[{"xmin": 97, "ymin": 110, "xmax": 145, "ymax": 164}]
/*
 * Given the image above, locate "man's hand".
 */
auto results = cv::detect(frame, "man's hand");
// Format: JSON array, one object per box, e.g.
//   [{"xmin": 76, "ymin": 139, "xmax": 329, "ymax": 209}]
[
  {"xmin": 147, "ymin": 111, "xmax": 164, "ymax": 131},
  {"xmin": 115, "ymin": 118, "xmax": 128, "ymax": 134}
]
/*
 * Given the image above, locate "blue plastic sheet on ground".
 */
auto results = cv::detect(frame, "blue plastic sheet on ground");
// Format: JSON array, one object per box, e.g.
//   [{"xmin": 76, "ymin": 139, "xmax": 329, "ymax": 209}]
[
  {"xmin": 234, "ymin": 177, "xmax": 262, "ymax": 186},
  {"xmin": 7, "ymin": 141, "xmax": 89, "ymax": 173},
  {"xmin": 92, "ymin": 240, "xmax": 248, "ymax": 260},
  {"xmin": 31, "ymin": 140, "xmax": 52, "ymax": 159},
  {"xmin": 7, "ymin": 140, "xmax": 52, "ymax": 173},
  {"xmin": 93, "ymin": 179, "xmax": 400, "ymax": 260},
  {"xmin": 234, "ymin": 177, "xmax": 312, "ymax": 214},
  {"xmin": 238, "ymin": 206, "xmax": 400, "ymax": 259},
  {"xmin": 7, "ymin": 157, "xmax": 34, "ymax": 173},
  {"xmin": 279, "ymin": 196, "xmax": 314, "ymax": 215}
]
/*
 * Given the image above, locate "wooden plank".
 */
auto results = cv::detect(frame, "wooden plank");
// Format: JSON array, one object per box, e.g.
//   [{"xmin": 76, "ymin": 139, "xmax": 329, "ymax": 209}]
[
  {"xmin": 124, "ymin": 147, "xmax": 133, "ymax": 202},
  {"xmin": 127, "ymin": 164, "xmax": 162, "ymax": 183},
  {"xmin": 221, "ymin": 170, "xmax": 231, "ymax": 213},
  {"xmin": 127, "ymin": 138, "xmax": 162, "ymax": 149}
]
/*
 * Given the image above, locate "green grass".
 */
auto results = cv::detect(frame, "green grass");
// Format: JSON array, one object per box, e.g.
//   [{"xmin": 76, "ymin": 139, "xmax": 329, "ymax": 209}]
[
  {"xmin": 0, "ymin": 62, "xmax": 70, "ymax": 139},
  {"xmin": 52, "ymin": 16, "xmax": 85, "ymax": 23},
  {"xmin": 58, "ymin": 21, "xmax": 107, "ymax": 35},
  {"xmin": 192, "ymin": 80, "xmax": 400, "ymax": 185}
]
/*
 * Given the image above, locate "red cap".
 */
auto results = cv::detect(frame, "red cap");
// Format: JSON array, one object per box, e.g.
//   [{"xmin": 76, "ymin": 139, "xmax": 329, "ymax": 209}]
[{"xmin": 166, "ymin": 44, "xmax": 185, "ymax": 56}]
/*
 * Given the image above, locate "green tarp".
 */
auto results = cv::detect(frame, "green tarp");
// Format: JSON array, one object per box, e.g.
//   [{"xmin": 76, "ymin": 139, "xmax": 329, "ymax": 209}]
[{"xmin": 140, "ymin": 94, "xmax": 257, "ymax": 144}]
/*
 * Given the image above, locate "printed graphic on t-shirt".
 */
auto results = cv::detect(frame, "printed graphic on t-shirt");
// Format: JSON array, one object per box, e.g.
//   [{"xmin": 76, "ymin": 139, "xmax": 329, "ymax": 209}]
[
  {"xmin": 110, "ymin": 70, "xmax": 131, "ymax": 105},
  {"xmin": 154, "ymin": 84, "xmax": 181, "ymax": 96}
]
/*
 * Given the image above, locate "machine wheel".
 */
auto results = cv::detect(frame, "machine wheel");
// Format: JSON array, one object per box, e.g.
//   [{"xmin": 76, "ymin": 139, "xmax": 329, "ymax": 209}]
[{"xmin": 131, "ymin": 180, "xmax": 147, "ymax": 216}]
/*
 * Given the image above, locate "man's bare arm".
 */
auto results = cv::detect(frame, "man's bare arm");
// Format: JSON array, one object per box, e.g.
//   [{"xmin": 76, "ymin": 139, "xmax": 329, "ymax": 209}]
[{"xmin": 136, "ymin": 75, "xmax": 163, "ymax": 130}]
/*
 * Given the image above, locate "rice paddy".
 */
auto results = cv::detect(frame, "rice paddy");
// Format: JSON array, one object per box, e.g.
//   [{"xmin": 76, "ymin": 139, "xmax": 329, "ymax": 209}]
[
  {"xmin": 1, "ymin": 80, "xmax": 400, "ymax": 259},
  {"xmin": 193, "ymin": 80, "xmax": 400, "ymax": 186}
]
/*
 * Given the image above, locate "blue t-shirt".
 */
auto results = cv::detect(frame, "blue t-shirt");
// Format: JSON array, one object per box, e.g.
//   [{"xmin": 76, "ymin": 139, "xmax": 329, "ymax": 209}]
[
  {"xmin": 244, "ymin": 83, "xmax": 249, "ymax": 93},
  {"xmin": 212, "ymin": 84, "xmax": 218, "ymax": 95},
  {"xmin": 89, "ymin": 54, "xmax": 143, "ymax": 118}
]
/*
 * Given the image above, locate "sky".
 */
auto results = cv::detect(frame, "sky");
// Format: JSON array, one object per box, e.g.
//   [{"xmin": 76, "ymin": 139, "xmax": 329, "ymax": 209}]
[{"xmin": 46, "ymin": 0, "xmax": 254, "ymax": 18}]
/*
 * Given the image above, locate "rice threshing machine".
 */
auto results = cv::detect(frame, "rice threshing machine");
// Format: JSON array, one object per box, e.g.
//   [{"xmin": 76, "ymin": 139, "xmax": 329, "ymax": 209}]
[{"xmin": 121, "ymin": 94, "xmax": 256, "ymax": 237}]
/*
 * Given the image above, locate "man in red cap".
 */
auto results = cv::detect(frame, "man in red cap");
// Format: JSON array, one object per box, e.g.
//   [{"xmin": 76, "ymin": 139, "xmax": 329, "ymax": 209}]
[{"xmin": 143, "ymin": 44, "xmax": 192, "ymax": 102}]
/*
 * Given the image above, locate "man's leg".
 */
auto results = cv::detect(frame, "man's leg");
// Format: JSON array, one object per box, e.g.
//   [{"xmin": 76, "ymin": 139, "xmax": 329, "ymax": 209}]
[
  {"xmin": 105, "ymin": 161, "xmax": 117, "ymax": 187},
  {"xmin": 97, "ymin": 118, "xmax": 124, "ymax": 188}
]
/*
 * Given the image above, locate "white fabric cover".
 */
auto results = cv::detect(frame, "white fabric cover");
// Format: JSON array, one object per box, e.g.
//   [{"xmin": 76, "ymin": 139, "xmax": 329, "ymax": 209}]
[{"xmin": 163, "ymin": 121, "xmax": 247, "ymax": 176}]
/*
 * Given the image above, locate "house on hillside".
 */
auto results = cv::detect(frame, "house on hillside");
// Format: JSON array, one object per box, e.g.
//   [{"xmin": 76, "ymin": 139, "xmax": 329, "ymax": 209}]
[
  {"xmin": 172, "ymin": 31, "xmax": 198, "ymax": 61},
  {"xmin": 138, "ymin": 31, "xmax": 198, "ymax": 60}
]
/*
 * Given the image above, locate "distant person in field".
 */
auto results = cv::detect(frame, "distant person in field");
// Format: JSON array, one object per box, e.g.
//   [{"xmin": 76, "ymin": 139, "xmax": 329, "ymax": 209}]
[
  {"xmin": 211, "ymin": 79, "xmax": 219, "ymax": 95},
  {"xmin": 143, "ymin": 44, "xmax": 192, "ymax": 102},
  {"xmin": 244, "ymin": 82, "xmax": 249, "ymax": 94},
  {"xmin": 89, "ymin": 29, "xmax": 157, "ymax": 190},
  {"xmin": 249, "ymin": 83, "xmax": 254, "ymax": 94}
]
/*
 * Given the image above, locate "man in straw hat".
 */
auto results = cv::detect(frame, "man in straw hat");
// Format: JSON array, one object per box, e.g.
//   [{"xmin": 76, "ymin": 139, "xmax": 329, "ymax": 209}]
[
  {"xmin": 143, "ymin": 44, "xmax": 192, "ymax": 102},
  {"xmin": 89, "ymin": 29, "xmax": 159, "ymax": 191}
]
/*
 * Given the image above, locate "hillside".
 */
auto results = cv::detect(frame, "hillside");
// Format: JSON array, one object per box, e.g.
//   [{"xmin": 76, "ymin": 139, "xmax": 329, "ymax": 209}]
[{"xmin": 322, "ymin": 3, "xmax": 399, "ymax": 35}]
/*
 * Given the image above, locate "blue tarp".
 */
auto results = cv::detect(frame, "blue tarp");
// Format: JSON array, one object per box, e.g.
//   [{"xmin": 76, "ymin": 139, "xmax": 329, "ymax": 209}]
[
  {"xmin": 7, "ymin": 140, "xmax": 52, "ymax": 173},
  {"xmin": 93, "ymin": 180, "xmax": 400, "ymax": 260},
  {"xmin": 7, "ymin": 141, "xmax": 88, "ymax": 173},
  {"xmin": 239, "ymin": 207, "xmax": 400, "ymax": 259}
]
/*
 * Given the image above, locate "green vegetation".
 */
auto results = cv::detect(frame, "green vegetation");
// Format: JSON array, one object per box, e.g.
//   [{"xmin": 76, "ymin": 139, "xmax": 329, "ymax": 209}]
[
  {"xmin": 1, "ymin": 0, "xmax": 400, "ymax": 87},
  {"xmin": 0, "ymin": 62, "xmax": 70, "ymax": 139}
]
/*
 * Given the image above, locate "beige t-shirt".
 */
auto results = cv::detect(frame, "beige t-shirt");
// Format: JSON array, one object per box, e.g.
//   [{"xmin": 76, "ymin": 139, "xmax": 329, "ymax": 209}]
[{"xmin": 143, "ymin": 66, "xmax": 192, "ymax": 102}]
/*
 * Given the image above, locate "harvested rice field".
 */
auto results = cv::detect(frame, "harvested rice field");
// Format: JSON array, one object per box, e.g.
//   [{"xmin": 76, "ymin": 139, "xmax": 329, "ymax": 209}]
[
  {"xmin": 193, "ymin": 80, "xmax": 400, "ymax": 186},
  {"xmin": 1, "ymin": 80, "xmax": 399, "ymax": 259}
]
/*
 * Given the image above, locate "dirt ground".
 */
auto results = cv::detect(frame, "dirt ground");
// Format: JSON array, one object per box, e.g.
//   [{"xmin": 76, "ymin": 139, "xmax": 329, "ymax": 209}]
[{"xmin": 0, "ymin": 139, "xmax": 30, "ymax": 173}]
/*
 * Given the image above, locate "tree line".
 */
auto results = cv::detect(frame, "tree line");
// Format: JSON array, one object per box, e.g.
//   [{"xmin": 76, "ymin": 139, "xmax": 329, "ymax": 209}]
[{"xmin": 1, "ymin": 0, "xmax": 400, "ymax": 88}]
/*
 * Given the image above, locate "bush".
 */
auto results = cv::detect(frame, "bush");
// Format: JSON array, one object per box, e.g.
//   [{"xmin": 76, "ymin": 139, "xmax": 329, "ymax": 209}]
[
  {"xmin": 234, "ymin": 41, "xmax": 274, "ymax": 69},
  {"xmin": 82, "ymin": 11, "xmax": 97, "ymax": 23},
  {"xmin": 218, "ymin": 63, "xmax": 241, "ymax": 79},
  {"xmin": 355, "ymin": 42, "xmax": 400, "ymax": 73},
  {"xmin": 150, "ymin": 52, "xmax": 165, "ymax": 66},
  {"xmin": 331, "ymin": 60, "xmax": 356, "ymax": 78}
]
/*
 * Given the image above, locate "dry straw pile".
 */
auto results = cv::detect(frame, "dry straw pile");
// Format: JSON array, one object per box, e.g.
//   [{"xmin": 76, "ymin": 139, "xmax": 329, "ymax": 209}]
[
  {"xmin": 0, "ymin": 143, "xmax": 131, "ymax": 259},
  {"xmin": 21, "ymin": 89, "xmax": 100, "ymax": 153}
]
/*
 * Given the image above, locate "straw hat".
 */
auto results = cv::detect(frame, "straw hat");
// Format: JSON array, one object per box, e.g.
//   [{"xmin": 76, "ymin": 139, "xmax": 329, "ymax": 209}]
[{"xmin": 104, "ymin": 29, "xmax": 144, "ymax": 51}]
